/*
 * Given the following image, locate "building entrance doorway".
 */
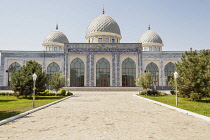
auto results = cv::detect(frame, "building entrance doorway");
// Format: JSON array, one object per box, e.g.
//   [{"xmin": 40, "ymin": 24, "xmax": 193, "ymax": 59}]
[
  {"xmin": 98, "ymin": 77, "xmax": 109, "ymax": 87},
  {"xmin": 122, "ymin": 58, "xmax": 136, "ymax": 87},
  {"xmin": 96, "ymin": 58, "xmax": 110, "ymax": 87},
  {"xmin": 122, "ymin": 76, "xmax": 135, "ymax": 87},
  {"xmin": 70, "ymin": 58, "xmax": 84, "ymax": 87}
]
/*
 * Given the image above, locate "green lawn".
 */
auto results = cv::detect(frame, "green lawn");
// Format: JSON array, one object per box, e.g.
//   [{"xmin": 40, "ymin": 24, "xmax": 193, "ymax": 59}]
[
  {"xmin": 0, "ymin": 96, "xmax": 65, "ymax": 121},
  {"xmin": 139, "ymin": 95, "xmax": 210, "ymax": 117}
]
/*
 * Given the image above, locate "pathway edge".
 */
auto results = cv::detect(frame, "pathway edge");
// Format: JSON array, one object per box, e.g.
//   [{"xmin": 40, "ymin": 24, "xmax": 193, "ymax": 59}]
[
  {"xmin": 133, "ymin": 94, "xmax": 210, "ymax": 123},
  {"xmin": 0, "ymin": 95, "xmax": 73, "ymax": 126}
]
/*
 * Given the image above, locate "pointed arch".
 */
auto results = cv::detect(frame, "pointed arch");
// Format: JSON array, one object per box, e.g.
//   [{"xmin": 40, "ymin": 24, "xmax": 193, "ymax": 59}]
[
  {"xmin": 96, "ymin": 58, "xmax": 110, "ymax": 87},
  {"xmin": 70, "ymin": 58, "xmax": 84, "ymax": 87},
  {"xmin": 122, "ymin": 58, "xmax": 136, "ymax": 87},
  {"xmin": 46, "ymin": 62, "xmax": 60, "ymax": 89},
  {"xmin": 164, "ymin": 62, "xmax": 176, "ymax": 86},
  {"xmin": 8, "ymin": 62, "xmax": 21, "ymax": 86},
  {"xmin": 47, "ymin": 62, "xmax": 60, "ymax": 75},
  {"xmin": 146, "ymin": 62, "xmax": 159, "ymax": 86}
]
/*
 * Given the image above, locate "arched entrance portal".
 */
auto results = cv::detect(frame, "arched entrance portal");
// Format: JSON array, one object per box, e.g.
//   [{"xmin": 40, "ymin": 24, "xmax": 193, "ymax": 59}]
[
  {"xmin": 70, "ymin": 58, "xmax": 84, "ymax": 87},
  {"xmin": 122, "ymin": 58, "xmax": 136, "ymax": 87},
  {"xmin": 146, "ymin": 62, "xmax": 159, "ymax": 86},
  {"xmin": 96, "ymin": 58, "xmax": 110, "ymax": 87},
  {"xmin": 164, "ymin": 62, "xmax": 175, "ymax": 86},
  {"xmin": 47, "ymin": 62, "xmax": 60, "ymax": 89},
  {"xmin": 8, "ymin": 62, "xmax": 21, "ymax": 86}
]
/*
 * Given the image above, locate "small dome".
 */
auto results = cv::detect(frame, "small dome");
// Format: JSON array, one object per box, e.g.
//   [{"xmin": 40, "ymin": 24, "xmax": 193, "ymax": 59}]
[
  {"xmin": 43, "ymin": 29, "xmax": 69, "ymax": 44},
  {"xmin": 139, "ymin": 28, "xmax": 163, "ymax": 44},
  {"xmin": 86, "ymin": 14, "xmax": 121, "ymax": 36}
]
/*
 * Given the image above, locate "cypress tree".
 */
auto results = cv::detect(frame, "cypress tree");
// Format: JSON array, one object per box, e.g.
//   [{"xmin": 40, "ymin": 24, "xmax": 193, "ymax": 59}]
[
  {"xmin": 175, "ymin": 49, "xmax": 210, "ymax": 100},
  {"xmin": 10, "ymin": 60, "xmax": 47, "ymax": 97}
]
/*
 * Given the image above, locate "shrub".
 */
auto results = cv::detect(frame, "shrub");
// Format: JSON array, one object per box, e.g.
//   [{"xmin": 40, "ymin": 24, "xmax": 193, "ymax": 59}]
[
  {"xmin": 38, "ymin": 90, "xmax": 72, "ymax": 96},
  {"xmin": 45, "ymin": 90, "xmax": 49, "ymax": 94},
  {"xmin": 170, "ymin": 90, "xmax": 175, "ymax": 95},
  {"xmin": 66, "ymin": 91, "xmax": 73, "ymax": 96},
  {"xmin": 147, "ymin": 90, "xmax": 161, "ymax": 96},
  {"xmin": 0, "ymin": 92, "xmax": 14, "ymax": 96},
  {"xmin": 139, "ymin": 90, "xmax": 161, "ymax": 96},
  {"xmin": 162, "ymin": 92, "xmax": 168, "ymax": 96},
  {"xmin": 38, "ymin": 90, "xmax": 49, "ymax": 96},
  {"xmin": 60, "ymin": 89, "xmax": 66, "ymax": 96},
  {"xmin": 139, "ymin": 91, "xmax": 147, "ymax": 95},
  {"xmin": 190, "ymin": 92, "xmax": 202, "ymax": 101}
]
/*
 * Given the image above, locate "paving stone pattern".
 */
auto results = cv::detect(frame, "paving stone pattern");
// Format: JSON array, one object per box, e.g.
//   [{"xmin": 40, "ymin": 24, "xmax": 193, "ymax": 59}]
[{"xmin": 0, "ymin": 92, "xmax": 210, "ymax": 140}]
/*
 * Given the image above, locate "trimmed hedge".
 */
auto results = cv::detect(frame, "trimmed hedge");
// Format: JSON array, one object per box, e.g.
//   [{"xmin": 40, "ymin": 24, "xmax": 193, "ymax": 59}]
[
  {"xmin": 0, "ymin": 89, "xmax": 73, "ymax": 97},
  {"xmin": 0, "ymin": 92, "xmax": 14, "ymax": 96},
  {"xmin": 60, "ymin": 89, "xmax": 66, "ymax": 96},
  {"xmin": 139, "ymin": 90, "xmax": 167, "ymax": 96},
  {"xmin": 38, "ymin": 89, "xmax": 73, "ymax": 96}
]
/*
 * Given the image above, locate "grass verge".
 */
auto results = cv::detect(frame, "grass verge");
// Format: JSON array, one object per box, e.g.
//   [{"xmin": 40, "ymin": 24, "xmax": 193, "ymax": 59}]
[
  {"xmin": 139, "ymin": 95, "xmax": 210, "ymax": 117},
  {"xmin": 0, "ymin": 96, "xmax": 66, "ymax": 121}
]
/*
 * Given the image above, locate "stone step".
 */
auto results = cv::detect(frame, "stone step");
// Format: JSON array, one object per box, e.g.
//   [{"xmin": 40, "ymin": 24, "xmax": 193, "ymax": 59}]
[{"xmin": 63, "ymin": 87, "xmax": 139, "ymax": 91}]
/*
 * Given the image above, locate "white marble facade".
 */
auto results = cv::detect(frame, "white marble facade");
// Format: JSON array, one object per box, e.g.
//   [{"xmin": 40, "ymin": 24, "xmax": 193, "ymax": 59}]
[{"xmin": 0, "ymin": 11, "xmax": 184, "ymax": 89}]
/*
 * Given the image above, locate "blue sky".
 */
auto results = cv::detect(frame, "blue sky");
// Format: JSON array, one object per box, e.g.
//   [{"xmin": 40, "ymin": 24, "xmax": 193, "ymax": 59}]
[{"xmin": 0, "ymin": 0, "xmax": 209, "ymax": 51}]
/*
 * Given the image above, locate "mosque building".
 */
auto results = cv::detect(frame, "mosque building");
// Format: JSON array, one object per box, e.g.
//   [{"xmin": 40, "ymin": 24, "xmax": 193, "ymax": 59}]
[{"xmin": 0, "ymin": 10, "xmax": 183, "ymax": 89}]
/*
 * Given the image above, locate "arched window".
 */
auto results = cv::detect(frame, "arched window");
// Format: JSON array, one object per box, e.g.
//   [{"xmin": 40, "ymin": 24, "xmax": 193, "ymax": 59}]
[
  {"xmin": 149, "ymin": 47, "xmax": 152, "ymax": 51},
  {"xmin": 47, "ymin": 62, "xmax": 60, "ymax": 89},
  {"xmin": 92, "ymin": 37, "xmax": 95, "ymax": 43},
  {"xmin": 164, "ymin": 62, "xmax": 175, "ymax": 86},
  {"xmin": 8, "ymin": 62, "xmax": 21, "ymax": 86},
  {"xmin": 154, "ymin": 46, "xmax": 157, "ymax": 51},
  {"xmin": 98, "ymin": 36, "xmax": 102, "ymax": 42},
  {"xmin": 70, "ymin": 58, "xmax": 84, "ymax": 87},
  {"xmin": 96, "ymin": 58, "xmax": 110, "ymax": 87},
  {"xmin": 122, "ymin": 58, "xmax": 136, "ymax": 87},
  {"xmin": 112, "ymin": 37, "xmax": 115, "ymax": 43},
  {"xmin": 106, "ymin": 36, "xmax": 109, "ymax": 42},
  {"xmin": 59, "ymin": 46, "xmax": 62, "ymax": 51},
  {"xmin": 54, "ymin": 46, "xmax": 57, "ymax": 51},
  {"xmin": 146, "ymin": 62, "xmax": 159, "ymax": 86},
  {"xmin": 49, "ymin": 46, "xmax": 53, "ymax": 51},
  {"xmin": 47, "ymin": 62, "xmax": 60, "ymax": 75},
  {"xmin": 46, "ymin": 46, "xmax": 48, "ymax": 51}
]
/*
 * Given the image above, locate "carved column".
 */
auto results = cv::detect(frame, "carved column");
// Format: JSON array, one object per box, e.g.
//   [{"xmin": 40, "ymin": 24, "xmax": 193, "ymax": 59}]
[
  {"xmin": 116, "ymin": 53, "xmax": 120, "ymax": 86},
  {"xmin": 160, "ymin": 58, "xmax": 164, "ymax": 87},
  {"xmin": 64, "ymin": 53, "xmax": 68, "ymax": 86},
  {"xmin": 112, "ymin": 53, "xmax": 120, "ymax": 87},
  {"xmin": 138, "ymin": 48, "xmax": 143, "ymax": 74},
  {"xmin": 86, "ymin": 53, "xmax": 94, "ymax": 86}
]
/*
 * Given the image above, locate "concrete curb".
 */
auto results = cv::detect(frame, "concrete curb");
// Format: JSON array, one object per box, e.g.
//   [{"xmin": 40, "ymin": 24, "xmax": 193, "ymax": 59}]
[
  {"xmin": 133, "ymin": 94, "xmax": 210, "ymax": 123},
  {"xmin": 0, "ymin": 95, "xmax": 73, "ymax": 126}
]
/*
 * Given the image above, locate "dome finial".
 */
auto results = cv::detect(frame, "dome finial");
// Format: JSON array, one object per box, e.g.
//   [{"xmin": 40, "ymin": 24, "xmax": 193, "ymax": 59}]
[
  {"xmin": 56, "ymin": 24, "xmax": 58, "ymax": 30},
  {"xmin": 102, "ymin": 5, "xmax": 105, "ymax": 14},
  {"xmin": 148, "ymin": 24, "xmax": 150, "ymax": 30}
]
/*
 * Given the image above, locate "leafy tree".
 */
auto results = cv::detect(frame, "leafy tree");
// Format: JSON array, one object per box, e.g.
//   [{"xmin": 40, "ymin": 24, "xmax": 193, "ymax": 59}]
[
  {"xmin": 49, "ymin": 71, "xmax": 65, "ymax": 93},
  {"xmin": 10, "ymin": 60, "xmax": 47, "ymax": 97},
  {"xmin": 136, "ymin": 71, "xmax": 152, "ymax": 89},
  {"xmin": 174, "ymin": 49, "xmax": 210, "ymax": 100}
]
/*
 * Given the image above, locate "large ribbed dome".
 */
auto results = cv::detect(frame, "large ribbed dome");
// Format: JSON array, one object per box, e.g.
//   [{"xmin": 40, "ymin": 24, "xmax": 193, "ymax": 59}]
[
  {"xmin": 43, "ymin": 30, "xmax": 69, "ymax": 44},
  {"xmin": 86, "ymin": 14, "xmax": 121, "ymax": 36},
  {"xmin": 139, "ymin": 29, "xmax": 163, "ymax": 44}
]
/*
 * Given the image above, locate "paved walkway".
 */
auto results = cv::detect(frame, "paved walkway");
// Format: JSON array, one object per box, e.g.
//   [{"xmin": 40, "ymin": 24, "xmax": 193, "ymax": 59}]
[{"xmin": 0, "ymin": 92, "xmax": 210, "ymax": 140}]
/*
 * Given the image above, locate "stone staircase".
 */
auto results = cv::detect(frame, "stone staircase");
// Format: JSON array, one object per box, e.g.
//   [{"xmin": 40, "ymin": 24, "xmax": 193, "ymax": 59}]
[{"xmin": 63, "ymin": 87, "xmax": 140, "ymax": 91}]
